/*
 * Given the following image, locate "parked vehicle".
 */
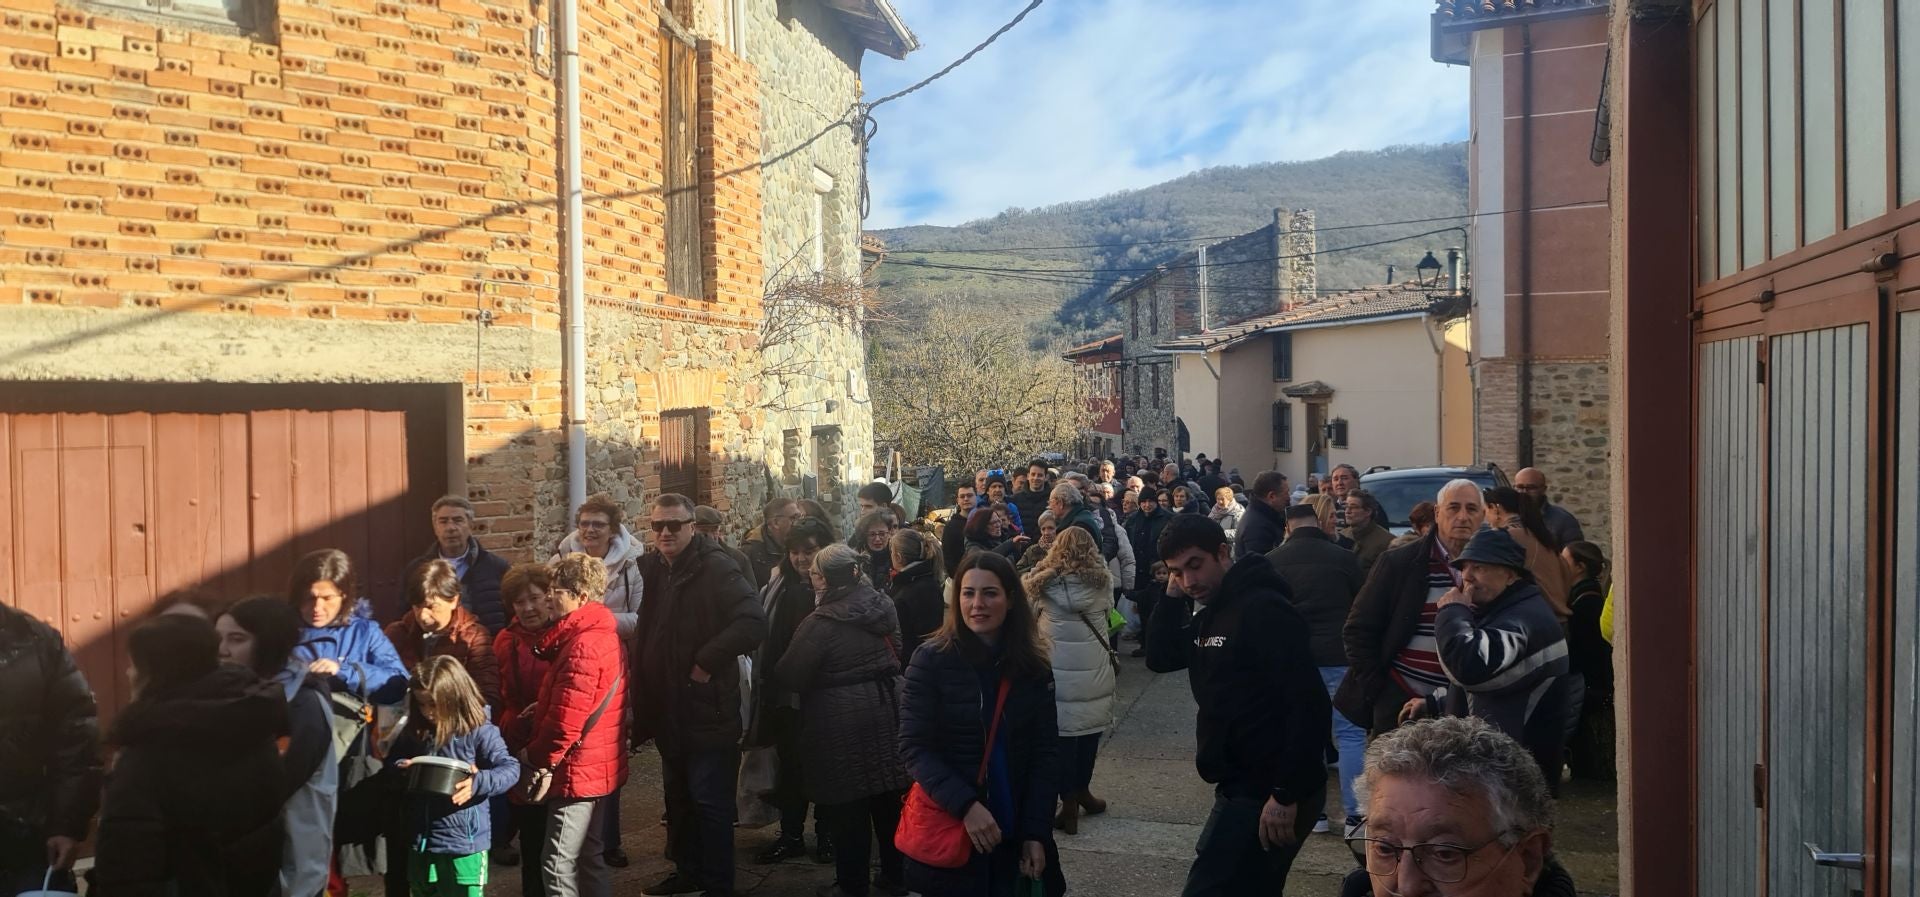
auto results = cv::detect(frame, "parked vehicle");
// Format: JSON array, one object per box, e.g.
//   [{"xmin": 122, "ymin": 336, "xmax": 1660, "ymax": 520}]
[{"xmin": 1357, "ymin": 464, "xmax": 1509, "ymax": 535}]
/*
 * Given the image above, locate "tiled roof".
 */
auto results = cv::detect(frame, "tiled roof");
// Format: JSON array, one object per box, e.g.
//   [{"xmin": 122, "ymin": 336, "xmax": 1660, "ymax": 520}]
[
  {"xmin": 1435, "ymin": 0, "xmax": 1608, "ymax": 19},
  {"xmin": 1151, "ymin": 282, "xmax": 1446, "ymax": 353},
  {"xmin": 1062, "ymin": 333, "xmax": 1123, "ymax": 359}
]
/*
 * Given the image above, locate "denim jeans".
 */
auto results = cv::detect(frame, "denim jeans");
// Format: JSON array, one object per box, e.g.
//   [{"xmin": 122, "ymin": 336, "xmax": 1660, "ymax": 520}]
[
  {"xmin": 1319, "ymin": 666, "xmax": 1367, "ymax": 818},
  {"xmin": 660, "ymin": 747, "xmax": 740, "ymax": 896}
]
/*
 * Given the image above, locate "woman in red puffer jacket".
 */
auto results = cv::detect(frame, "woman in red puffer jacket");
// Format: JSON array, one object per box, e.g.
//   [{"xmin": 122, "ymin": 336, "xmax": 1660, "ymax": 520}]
[
  {"xmin": 494, "ymin": 564, "xmax": 556, "ymax": 891},
  {"xmin": 523, "ymin": 554, "xmax": 628, "ymax": 897}
]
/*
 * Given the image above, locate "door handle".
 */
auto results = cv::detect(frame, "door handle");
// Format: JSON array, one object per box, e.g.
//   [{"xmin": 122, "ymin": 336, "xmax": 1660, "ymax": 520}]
[{"xmin": 1804, "ymin": 843, "xmax": 1866, "ymax": 870}]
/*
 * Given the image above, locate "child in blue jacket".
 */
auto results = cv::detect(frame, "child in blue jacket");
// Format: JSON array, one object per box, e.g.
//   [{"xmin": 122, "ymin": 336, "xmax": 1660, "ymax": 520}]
[{"xmin": 389, "ymin": 655, "xmax": 520, "ymax": 896}]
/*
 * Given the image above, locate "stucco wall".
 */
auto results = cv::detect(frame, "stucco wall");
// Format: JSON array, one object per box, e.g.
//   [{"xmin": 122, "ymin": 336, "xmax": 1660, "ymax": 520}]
[
  {"xmin": 1173, "ymin": 354, "xmax": 1218, "ymax": 460},
  {"xmin": 1215, "ymin": 341, "xmax": 1273, "ymax": 476},
  {"xmin": 1441, "ymin": 317, "xmax": 1475, "ymax": 465}
]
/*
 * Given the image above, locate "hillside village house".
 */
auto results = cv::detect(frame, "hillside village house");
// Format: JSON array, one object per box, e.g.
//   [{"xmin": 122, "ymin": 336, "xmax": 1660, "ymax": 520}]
[
  {"xmin": 1153, "ymin": 282, "xmax": 1474, "ymax": 486},
  {"xmin": 1430, "ymin": 0, "xmax": 1613, "ymax": 545},
  {"xmin": 0, "ymin": 0, "xmax": 913, "ymax": 713},
  {"xmin": 1061, "ymin": 333, "xmax": 1123, "ymax": 460}
]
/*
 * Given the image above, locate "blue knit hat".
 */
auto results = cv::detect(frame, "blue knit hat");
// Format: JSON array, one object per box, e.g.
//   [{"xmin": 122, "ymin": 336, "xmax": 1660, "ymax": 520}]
[{"xmin": 1450, "ymin": 529, "xmax": 1532, "ymax": 578}]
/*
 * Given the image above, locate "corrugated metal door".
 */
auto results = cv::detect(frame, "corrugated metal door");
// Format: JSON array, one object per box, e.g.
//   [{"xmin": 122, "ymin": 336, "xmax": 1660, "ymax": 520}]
[
  {"xmin": 1893, "ymin": 311, "xmax": 1919, "ymax": 897},
  {"xmin": 1768, "ymin": 325, "xmax": 1870, "ymax": 897},
  {"xmin": 0, "ymin": 388, "xmax": 439, "ymax": 718},
  {"xmin": 1696, "ymin": 336, "xmax": 1764, "ymax": 897}
]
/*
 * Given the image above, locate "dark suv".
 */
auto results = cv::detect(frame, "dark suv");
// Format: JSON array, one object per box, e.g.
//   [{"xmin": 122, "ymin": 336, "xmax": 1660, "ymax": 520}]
[{"xmin": 1358, "ymin": 464, "xmax": 1509, "ymax": 535}]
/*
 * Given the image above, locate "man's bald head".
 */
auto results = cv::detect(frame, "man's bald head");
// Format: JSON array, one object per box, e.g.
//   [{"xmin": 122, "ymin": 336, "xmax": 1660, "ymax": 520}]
[{"xmin": 1514, "ymin": 467, "xmax": 1548, "ymax": 500}]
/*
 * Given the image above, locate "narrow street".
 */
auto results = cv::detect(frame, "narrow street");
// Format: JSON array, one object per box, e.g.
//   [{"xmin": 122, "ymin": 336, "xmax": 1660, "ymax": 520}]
[{"xmin": 430, "ymin": 650, "xmax": 1620, "ymax": 897}]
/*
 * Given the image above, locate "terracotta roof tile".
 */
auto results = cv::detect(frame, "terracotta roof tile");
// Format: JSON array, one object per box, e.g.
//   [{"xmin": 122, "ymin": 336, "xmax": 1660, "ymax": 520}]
[{"xmin": 1150, "ymin": 281, "xmax": 1446, "ymax": 353}]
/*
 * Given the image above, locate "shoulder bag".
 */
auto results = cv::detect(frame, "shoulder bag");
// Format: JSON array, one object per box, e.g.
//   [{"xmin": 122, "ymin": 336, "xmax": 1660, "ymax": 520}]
[
  {"xmin": 1081, "ymin": 613, "xmax": 1121, "ymax": 675},
  {"xmin": 519, "ymin": 674, "xmax": 622, "ymax": 803},
  {"xmin": 895, "ymin": 677, "xmax": 1013, "ymax": 869}
]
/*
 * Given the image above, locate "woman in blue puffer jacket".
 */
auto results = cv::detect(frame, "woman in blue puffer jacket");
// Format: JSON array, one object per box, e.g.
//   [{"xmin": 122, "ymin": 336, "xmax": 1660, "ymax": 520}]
[{"xmin": 289, "ymin": 548, "xmax": 409, "ymax": 704}]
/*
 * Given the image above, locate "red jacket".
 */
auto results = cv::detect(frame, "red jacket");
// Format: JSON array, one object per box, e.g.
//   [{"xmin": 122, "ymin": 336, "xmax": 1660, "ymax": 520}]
[
  {"xmin": 526, "ymin": 601, "xmax": 628, "ymax": 799},
  {"xmin": 494, "ymin": 622, "xmax": 553, "ymax": 755},
  {"xmin": 383, "ymin": 605, "xmax": 500, "ymax": 709}
]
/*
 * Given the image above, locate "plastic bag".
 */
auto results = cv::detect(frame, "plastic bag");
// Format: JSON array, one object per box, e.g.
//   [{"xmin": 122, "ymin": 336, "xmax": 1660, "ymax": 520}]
[{"xmin": 735, "ymin": 745, "xmax": 780, "ymax": 828}]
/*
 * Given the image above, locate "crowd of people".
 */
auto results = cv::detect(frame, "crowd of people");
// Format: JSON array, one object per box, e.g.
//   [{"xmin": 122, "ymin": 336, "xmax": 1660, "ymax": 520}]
[{"xmin": 0, "ymin": 450, "xmax": 1611, "ymax": 897}]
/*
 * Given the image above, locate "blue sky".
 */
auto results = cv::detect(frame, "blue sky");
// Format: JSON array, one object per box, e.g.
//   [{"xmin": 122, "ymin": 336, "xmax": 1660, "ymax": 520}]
[{"xmin": 857, "ymin": 0, "xmax": 1472, "ymax": 229}]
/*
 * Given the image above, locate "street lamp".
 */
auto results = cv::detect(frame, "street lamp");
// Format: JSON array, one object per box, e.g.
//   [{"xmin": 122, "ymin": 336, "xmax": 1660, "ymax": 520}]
[{"xmin": 1415, "ymin": 251, "xmax": 1444, "ymax": 287}]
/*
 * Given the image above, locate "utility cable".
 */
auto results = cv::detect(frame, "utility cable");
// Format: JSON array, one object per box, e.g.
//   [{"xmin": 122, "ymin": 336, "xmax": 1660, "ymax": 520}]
[{"xmin": 882, "ymin": 225, "xmax": 1469, "ymax": 277}]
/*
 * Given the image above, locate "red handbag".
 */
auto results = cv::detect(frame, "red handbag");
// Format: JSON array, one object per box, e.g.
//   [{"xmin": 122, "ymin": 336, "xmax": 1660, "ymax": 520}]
[{"xmin": 895, "ymin": 677, "xmax": 1014, "ymax": 868}]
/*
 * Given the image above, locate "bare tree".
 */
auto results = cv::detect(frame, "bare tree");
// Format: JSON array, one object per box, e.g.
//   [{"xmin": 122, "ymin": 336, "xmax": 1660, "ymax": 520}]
[
  {"xmin": 870, "ymin": 304, "xmax": 1090, "ymax": 476},
  {"xmin": 755, "ymin": 256, "xmax": 893, "ymax": 413}
]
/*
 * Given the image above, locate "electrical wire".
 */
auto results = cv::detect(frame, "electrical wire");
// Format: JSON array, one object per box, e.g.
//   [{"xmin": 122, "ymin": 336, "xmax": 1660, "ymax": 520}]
[
  {"xmin": 881, "ymin": 225, "xmax": 1469, "ymax": 278},
  {"xmin": 866, "ymin": 1, "xmax": 1046, "ymax": 110}
]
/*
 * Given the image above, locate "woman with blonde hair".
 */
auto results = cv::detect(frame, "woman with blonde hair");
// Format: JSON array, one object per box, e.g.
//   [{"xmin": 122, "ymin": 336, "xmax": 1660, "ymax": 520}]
[
  {"xmin": 1021, "ymin": 526, "xmax": 1114, "ymax": 836},
  {"xmin": 1304, "ymin": 493, "xmax": 1354, "ymax": 549}
]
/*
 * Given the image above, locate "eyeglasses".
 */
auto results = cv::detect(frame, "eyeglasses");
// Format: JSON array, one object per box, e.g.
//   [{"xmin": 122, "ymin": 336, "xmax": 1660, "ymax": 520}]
[
  {"xmin": 576, "ymin": 520, "xmax": 610, "ymax": 531},
  {"xmin": 650, "ymin": 518, "xmax": 691, "ymax": 533},
  {"xmin": 1352, "ymin": 835, "xmax": 1513, "ymax": 884}
]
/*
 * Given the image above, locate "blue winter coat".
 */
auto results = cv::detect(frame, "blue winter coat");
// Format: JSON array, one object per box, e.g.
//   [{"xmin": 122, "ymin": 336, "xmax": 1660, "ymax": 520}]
[
  {"xmin": 386, "ymin": 723, "xmax": 519, "ymax": 857},
  {"xmin": 294, "ymin": 601, "xmax": 409, "ymax": 704}
]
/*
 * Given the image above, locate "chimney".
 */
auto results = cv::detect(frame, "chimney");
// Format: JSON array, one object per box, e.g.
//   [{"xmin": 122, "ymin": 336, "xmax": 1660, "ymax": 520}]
[
  {"xmin": 1446, "ymin": 247, "xmax": 1463, "ymax": 295},
  {"xmin": 1278, "ymin": 208, "xmax": 1317, "ymax": 309}
]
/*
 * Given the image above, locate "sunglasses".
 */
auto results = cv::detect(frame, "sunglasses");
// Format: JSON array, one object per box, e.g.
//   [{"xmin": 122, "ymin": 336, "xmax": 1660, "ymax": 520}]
[{"xmin": 650, "ymin": 518, "xmax": 691, "ymax": 533}]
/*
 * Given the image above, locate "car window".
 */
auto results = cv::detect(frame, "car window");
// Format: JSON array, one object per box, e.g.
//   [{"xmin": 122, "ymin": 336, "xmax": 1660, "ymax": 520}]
[{"xmin": 1361, "ymin": 473, "xmax": 1494, "ymax": 528}]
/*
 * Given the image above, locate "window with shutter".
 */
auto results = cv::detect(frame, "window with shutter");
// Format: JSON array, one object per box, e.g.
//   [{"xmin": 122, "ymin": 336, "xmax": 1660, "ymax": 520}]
[
  {"xmin": 1273, "ymin": 401, "xmax": 1292, "ymax": 452},
  {"xmin": 1272, "ymin": 333, "xmax": 1293, "ymax": 381},
  {"xmin": 664, "ymin": 36, "xmax": 704, "ymax": 300},
  {"xmin": 659, "ymin": 408, "xmax": 709, "ymax": 503}
]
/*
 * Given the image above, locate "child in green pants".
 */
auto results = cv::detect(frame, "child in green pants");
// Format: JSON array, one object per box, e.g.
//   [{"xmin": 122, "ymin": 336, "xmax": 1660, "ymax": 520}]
[{"xmin": 389, "ymin": 652, "xmax": 520, "ymax": 897}]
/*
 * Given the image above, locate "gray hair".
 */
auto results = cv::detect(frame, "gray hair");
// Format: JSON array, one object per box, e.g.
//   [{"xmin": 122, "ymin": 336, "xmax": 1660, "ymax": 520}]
[
  {"xmin": 1437, "ymin": 478, "xmax": 1483, "ymax": 504},
  {"xmin": 811, "ymin": 543, "xmax": 865, "ymax": 588},
  {"xmin": 1355, "ymin": 717, "xmax": 1553, "ymax": 845},
  {"xmin": 1050, "ymin": 482, "xmax": 1085, "ymax": 507},
  {"xmin": 1037, "ymin": 511, "xmax": 1056, "ymax": 528}
]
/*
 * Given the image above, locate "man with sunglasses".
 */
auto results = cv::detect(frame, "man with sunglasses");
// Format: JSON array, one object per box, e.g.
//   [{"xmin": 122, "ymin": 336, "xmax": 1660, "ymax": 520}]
[
  {"xmin": 1340, "ymin": 716, "xmax": 1576, "ymax": 896},
  {"xmin": 633, "ymin": 493, "xmax": 768, "ymax": 897}
]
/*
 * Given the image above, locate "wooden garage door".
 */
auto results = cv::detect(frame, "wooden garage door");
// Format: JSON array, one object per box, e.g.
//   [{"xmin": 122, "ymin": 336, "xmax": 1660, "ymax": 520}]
[{"xmin": 0, "ymin": 385, "xmax": 445, "ymax": 717}]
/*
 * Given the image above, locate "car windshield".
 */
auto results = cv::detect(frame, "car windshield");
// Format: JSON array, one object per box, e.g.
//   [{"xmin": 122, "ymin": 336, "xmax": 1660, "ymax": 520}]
[{"xmin": 1364, "ymin": 474, "xmax": 1493, "ymax": 529}]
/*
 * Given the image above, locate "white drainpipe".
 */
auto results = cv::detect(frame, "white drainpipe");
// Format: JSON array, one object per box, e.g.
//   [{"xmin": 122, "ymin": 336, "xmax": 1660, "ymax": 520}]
[{"xmin": 557, "ymin": 0, "xmax": 587, "ymax": 516}]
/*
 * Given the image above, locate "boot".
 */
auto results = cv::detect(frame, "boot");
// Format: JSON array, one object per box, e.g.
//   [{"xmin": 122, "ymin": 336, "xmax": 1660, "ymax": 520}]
[
  {"xmin": 1077, "ymin": 790, "xmax": 1108, "ymax": 816},
  {"xmin": 1053, "ymin": 797, "xmax": 1079, "ymax": 835}
]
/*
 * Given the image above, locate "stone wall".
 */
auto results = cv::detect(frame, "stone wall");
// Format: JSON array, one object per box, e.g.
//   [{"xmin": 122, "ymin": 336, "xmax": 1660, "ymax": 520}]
[
  {"xmin": 742, "ymin": 0, "xmax": 875, "ymax": 534},
  {"xmin": 1475, "ymin": 358, "xmax": 1611, "ymax": 554}
]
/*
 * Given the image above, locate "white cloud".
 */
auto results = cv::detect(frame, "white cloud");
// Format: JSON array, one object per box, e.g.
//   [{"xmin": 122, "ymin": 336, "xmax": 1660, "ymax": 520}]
[{"xmin": 856, "ymin": 0, "xmax": 1471, "ymax": 229}]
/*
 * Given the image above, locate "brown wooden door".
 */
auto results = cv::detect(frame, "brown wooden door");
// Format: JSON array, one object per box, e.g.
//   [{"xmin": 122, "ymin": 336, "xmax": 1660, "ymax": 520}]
[
  {"xmin": 0, "ymin": 384, "xmax": 444, "ymax": 720},
  {"xmin": 660, "ymin": 407, "xmax": 708, "ymax": 504}
]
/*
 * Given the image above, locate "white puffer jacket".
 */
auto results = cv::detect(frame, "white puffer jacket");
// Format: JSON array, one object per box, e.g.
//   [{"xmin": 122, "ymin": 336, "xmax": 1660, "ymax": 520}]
[
  {"xmin": 1034, "ymin": 572, "xmax": 1117, "ymax": 738},
  {"xmin": 552, "ymin": 526, "xmax": 645, "ymax": 638}
]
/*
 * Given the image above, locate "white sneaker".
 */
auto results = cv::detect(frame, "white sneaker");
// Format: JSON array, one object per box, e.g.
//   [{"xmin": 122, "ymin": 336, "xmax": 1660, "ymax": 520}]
[
  {"xmin": 1343, "ymin": 815, "xmax": 1367, "ymax": 841},
  {"xmin": 1312, "ymin": 814, "xmax": 1330, "ymax": 834}
]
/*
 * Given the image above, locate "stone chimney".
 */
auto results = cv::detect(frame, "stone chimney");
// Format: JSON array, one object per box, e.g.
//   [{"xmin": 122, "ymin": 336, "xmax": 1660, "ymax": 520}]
[{"xmin": 1273, "ymin": 208, "xmax": 1317, "ymax": 310}]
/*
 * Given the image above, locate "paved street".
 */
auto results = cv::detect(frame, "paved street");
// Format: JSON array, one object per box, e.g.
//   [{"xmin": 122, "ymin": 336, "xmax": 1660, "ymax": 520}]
[{"xmin": 364, "ymin": 649, "xmax": 1618, "ymax": 897}]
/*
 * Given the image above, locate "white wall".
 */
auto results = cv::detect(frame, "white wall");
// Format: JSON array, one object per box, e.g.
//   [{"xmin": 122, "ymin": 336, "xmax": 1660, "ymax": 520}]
[{"xmin": 1173, "ymin": 354, "xmax": 1219, "ymax": 460}]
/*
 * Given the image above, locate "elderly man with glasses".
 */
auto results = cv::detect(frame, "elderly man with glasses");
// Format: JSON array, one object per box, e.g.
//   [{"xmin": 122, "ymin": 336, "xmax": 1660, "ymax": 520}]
[{"xmin": 1340, "ymin": 717, "xmax": 1576, "ymax": 897}]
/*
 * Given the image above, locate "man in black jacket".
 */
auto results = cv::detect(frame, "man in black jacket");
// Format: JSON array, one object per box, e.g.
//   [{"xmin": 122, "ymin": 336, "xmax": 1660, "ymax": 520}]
[
  {"xmin": 1233, "ymin": 470, "xmax": 1290, "ymax": 559},
  {"xmin": 740, "ymin": 496, "xmax": 799, "ymax": 589},
  {"xmin": 634, "ymin": 493, "xmax": 769, "ymax": 897},
  {"xmin": 0, "ymin": 604, "xmax": 100, "ymax": 895},
  {"xmin": 1265, "ymin": 503, "xmax": 1365, "ymax": 832},
  {"xmin": 939, "ymin": 483, "xmax": 976, "ymax": 576},
  {"xmin": 1011, "ymin": 458, "xmax": 1052, "ymax": 535},
  {"xmin": 408, "ymin": 495, "xmax": 512, "ymax": 633},
  {"xmin": 1146, "ymin": 515, "xmax": 1330, "ymax": 897}
]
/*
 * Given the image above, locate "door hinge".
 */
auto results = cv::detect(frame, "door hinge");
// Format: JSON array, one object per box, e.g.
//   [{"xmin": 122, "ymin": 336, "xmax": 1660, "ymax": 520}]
[
  {"xmin": 1753, "ymin": 762, "xmax": 1767, "ymax": 809},
  {"xmin": 1756, "ymin": 355, "xmax": 1767, "ymax": 384}
]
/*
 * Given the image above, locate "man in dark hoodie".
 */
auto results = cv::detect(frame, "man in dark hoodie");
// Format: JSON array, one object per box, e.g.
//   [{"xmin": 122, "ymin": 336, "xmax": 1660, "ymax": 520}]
[
  {"xmin": 634, "ymin": 493, "xmax": 769, "ymax": 897},
  {"xmin": 1233, "ymin": 471, "xmax": 1290, "ymax": 559},
  {"xmin": 90, "ymin": 613, "xmax": 287, "ymax": 897},
  {"xmin": 1146, "ymin": 515, "xmax": 1331, "ymax": 897}
]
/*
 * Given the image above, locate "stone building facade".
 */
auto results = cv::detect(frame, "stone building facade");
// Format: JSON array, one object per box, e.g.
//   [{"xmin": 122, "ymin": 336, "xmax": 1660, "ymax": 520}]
[
  {"xmin": 1114, "ymin": 209, "xmax": 1317, "ymax": 458},
  {"xmin": 0, "ymin": 0, "xmax": 913, "ymax": 647}
]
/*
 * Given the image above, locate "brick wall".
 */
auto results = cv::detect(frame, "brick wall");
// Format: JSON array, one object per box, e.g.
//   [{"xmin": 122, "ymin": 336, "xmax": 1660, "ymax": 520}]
[{"xmin": 0, "ymin": 0, "xmax": 788, "ymax": 560}]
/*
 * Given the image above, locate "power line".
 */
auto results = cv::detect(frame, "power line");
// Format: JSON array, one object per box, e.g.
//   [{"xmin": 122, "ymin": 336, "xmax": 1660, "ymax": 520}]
[
  {"xmin": 865, "ymin": 1, "xmax": 1046, "ymax": 110},
  {"xmin": 883, "ymin": 225, "xmax": 1470, "ymax": 278},
  {"xmin": 880, "ymin": 197, "xmax": 1606, "ymax": 256}
]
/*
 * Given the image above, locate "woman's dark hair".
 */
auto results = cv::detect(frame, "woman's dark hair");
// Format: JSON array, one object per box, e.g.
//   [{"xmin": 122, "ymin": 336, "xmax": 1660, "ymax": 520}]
[
  {"xmin": 153, "ymin": 587, "xmax": 226, "ymax": 621},
  {"xmin": 850, "ymin": 509, "xmax": 894, "ymax": 550},
  {"xmin": 287, "ymin": 548, "xmax": 357, "ymax": 627},
  {"xmin": 576, "ymin": 492, "xmax": 623, "ymax": 529},
  {"xmin": 930, "ymin": 550, "xmax": 1050, "ymax": 680},
  {"xmin": 221, "ymin": 595, "xmax": 302, "ymax": 678},
  {"xmin": 1407, "ymin": 501, "xmax": 1436, "ymax": 532},
  {"xmin": 1484, "ymin": 486, "xmax": 1561, "ymax": 553},
  {"xmin": 964, "ymin": 504, "xmax": 1007, "ymax": 542},
  {"xmin": 405, "ymin": 558, "xmax": 464, "ymax": 607},
  {"xmin": 1564, "ymin": 540, "xmax": 1609, "ymax": 590},
  {"xmin": 780, "ymin": 517, "xmax": 838, "ymax": 578},
  {"xmin": 794, "ymin": 499, "xmax": 837, "ymax": 541},
  {"xmin": 129, "ymin": 612, "xmax": 220, "ymax": 693},
  {"xmin": 1156, "ymin": 512, "xmax": 1229, "ymax": 562}
]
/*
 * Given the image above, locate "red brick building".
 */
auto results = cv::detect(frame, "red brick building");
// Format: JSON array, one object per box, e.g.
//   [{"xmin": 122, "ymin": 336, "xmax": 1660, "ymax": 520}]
[
  {"xmin": 1062, "ymin": 333, "xmax": 1122, "ymax": 459},
  {"xmin": 0, "ymin": 0, "xmax": 911, "ymax": 711}
]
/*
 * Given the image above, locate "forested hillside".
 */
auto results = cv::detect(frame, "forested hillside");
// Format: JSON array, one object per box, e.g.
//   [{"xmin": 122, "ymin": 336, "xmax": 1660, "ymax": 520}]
[{"xmin": 868, "ymin": 143, "xmax": 1469, "ymax": 348}]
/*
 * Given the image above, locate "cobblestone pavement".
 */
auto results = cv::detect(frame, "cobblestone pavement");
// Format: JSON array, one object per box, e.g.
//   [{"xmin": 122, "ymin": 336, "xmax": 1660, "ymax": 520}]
[{"xmin": 356, "ymin": 650, "xmax": 1620, "ymax": 896}]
